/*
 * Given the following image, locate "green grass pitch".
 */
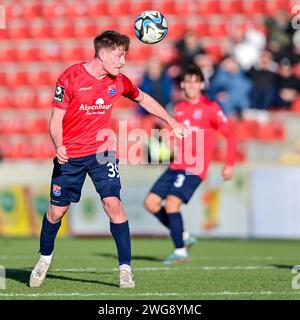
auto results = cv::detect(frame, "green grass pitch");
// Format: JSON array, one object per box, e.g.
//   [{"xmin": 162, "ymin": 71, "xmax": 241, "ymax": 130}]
[{"xmin": 1, "ymin": 238, "xmax": 300, "ymax": 300}]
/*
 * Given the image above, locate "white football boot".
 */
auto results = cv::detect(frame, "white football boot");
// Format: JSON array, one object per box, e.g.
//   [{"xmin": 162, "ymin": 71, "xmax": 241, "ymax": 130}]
[
  {"xmin": 119, "ymin": 265, "xmax": 135, "ymax": 288},
  {"xmin": 29, "ymin": 256, "xmax": 52, "ymax": 288}
]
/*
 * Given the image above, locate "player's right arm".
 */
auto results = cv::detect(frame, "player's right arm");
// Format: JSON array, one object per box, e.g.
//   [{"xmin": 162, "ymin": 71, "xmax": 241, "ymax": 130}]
[
  {"xmin": 49, "ymin": 107, "xmax": 68, "ymax": 164},
  {"xmin": 51, "ymin": 73, "xmax": 71, "ymax": 164}
]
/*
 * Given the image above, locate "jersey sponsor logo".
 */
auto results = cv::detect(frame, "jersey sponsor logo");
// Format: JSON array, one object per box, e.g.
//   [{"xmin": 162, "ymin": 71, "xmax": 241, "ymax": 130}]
[
  {"xmin": 79, "ymin": 97, "xmax": 112, "ymax": 115},
  {"xmin": 52, "ymin": 184, "xmax": 61, "ymax": 197},
  {"xmin": 108, "ymin": 85, "xmax": 116, "ymax": 95},
  {"xmin": 79, "ymin": 86, "xmax": 92, "ymax": 92},
  {"xmin": 193, "ymin": 109, "xmax": 202, "ymax": 119},
  {"xmin": 175, "ymin": 111, "xmax": 185, "ymax": 116},
  {"xmin": 53, "ymin": 85, "xmax": 65, "ymax": 103}
]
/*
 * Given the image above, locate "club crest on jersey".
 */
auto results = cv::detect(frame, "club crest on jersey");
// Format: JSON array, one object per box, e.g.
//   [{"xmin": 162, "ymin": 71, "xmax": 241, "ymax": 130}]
[
  {"xmin": 193, "ymin": 109, "xmax": 202, "ymax": 119},
  {"xmin": 108, "ymin": 85, "xmax": 116, "ymax": 95},
  {"xmin": 52, "ymin": 184, "xmax": 61, "ymax": 197}
]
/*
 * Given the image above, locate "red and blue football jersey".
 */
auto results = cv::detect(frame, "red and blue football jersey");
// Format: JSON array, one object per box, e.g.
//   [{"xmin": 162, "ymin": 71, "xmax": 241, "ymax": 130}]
[{"xmin": 52, "ymin": 63, "xmax": 139, "ymax": 158}]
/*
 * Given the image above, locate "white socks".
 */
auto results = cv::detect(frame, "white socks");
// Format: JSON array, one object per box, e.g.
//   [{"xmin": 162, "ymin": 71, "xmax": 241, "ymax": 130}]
[
  {"xmin": 40, "ymin": 253, "xmax": 53, "ymax": 264},
  {"xmin": 119, "ymin": 264, "xmax": 131, "ymax": 272},
  {"xmin": 183, "ymin": 230, "xmax": 190, "ymax": 242},
  {"xmin": 174, "ymin": 247, "xmax": 187, "ymax": 257}
]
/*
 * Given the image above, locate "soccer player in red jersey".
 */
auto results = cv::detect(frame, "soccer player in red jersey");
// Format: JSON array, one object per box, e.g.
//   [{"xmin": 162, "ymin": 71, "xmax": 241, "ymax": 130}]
[
  {"xmin": 29, "ymin": 31, "xmax": 187, "ymax": 288},
  {"xmin": 144, "ymin": 65, "xmax": 236, "ymax": 264}
]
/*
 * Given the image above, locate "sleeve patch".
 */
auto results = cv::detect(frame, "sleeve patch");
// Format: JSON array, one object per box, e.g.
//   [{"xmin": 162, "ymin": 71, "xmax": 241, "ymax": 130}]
[{"xmin": 53, "ymin": 85, "xmax": 65, "ymax": 103}]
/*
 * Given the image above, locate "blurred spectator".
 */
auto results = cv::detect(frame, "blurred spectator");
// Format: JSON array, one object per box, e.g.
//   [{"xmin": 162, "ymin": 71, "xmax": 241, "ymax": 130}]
[
  {"xmin": 194, "ymin": 53, "xmax": 216, "ymax": 89},
  {"xmin": 233, "ymin": 29, "xmax": 266, "ymax": 70},
  {"xmin": 286, "ymin": 30, "xmax": 300, "ymax": 65},
  {"xmin": 247, "ymin": 50, "xmax": 278, "ymax": 110},
  {"xmin": 265, "ymin": 10, "xmax": 294, "ymax": 59},
  {"xmin": 208, "ymin": 56, "xmax": 252, "ymax": 116},
  {"xmin": 175, "ymin": 30, "xmax": 205, "ymax": 68},
  {"xmin": 137, "ymin": 59, "xmax": 173, "ymax": 116},
  {"xmin": 274, "ymin": 58, "xmax": 300, "ymax": 108}
]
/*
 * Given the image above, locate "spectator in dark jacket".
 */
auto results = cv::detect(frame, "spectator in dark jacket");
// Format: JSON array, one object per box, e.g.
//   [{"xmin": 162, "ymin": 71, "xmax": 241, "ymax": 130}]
[
  {"xmin": 274, "ymin": 58, "xmax": 300, "ymax": 108},
  {"xmin": 247, "ymin": 50, "xmax": 278, "ymax": 110},
  {"xmin": 137, "ymin": 59, "xmax": 173, "ymax": 116}
]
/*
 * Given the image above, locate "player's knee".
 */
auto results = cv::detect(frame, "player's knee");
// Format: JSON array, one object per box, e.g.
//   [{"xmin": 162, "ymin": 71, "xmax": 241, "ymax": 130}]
[
  {"xmin": 102, "ymin": 197, "xmax": 125, "ymax": 222},
  {"xmin": 165, "ymin": 198, "xmax": 181, "ymax": 213},
  {"xmin": 47, "ymin": 205, "xmax": 68, "ymax": 223},
  {"xmin": 144, "ymin": 195, "xmax": 161, "ymax": 214}
]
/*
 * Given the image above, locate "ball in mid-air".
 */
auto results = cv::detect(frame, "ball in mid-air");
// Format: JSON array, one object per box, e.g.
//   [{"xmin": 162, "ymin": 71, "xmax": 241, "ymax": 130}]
[{"xmin": 134, "ymin": 10, "xmax": 168, "ymax": 44}]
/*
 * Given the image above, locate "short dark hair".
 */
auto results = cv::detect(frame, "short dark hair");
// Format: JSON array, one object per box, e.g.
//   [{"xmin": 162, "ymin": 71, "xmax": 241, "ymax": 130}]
[
  {"xmin": 181, "ymin": 65, "xmax": 205, "ymax": 82},
  {"xmin": 93, "ymin": 30, "xmax": 130, "ymax": 57}
]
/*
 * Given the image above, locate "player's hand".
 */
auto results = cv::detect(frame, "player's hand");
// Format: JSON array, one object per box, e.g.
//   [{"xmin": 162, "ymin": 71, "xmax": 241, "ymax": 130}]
[
  {"xmin": 169, "ymin": 119, "xmax": 189, "ymax": 139},
  {"xmin": 222, "ymin": 165, "xmax": 234, "ymax": 181},
  {"xmin": 56, "ymin": 145, "xmax": 69, "ymax": 164}
]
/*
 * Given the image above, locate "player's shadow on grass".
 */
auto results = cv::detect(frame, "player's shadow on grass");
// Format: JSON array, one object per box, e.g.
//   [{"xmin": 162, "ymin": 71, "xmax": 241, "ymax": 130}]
[
  {"xmin": 270, "ymin": 264, "xmax": 295, "ymax": 269},
  {"xmin": 5, "ymin": 268, "xmax": 119, "ymax": 288},
  {"xmin": 94, "ymin": 252, "xmax": 162, "ymax": 262}
]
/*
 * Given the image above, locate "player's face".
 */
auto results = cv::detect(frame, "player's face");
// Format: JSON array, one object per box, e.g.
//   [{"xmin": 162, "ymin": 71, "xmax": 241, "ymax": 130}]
[
  {"xmin": 181, "ymin": 75, "xmax": 205, "ymax": 99},
  {"xmin": 100, "ymin": 46, "xmax": 126, "ymax": 77}
]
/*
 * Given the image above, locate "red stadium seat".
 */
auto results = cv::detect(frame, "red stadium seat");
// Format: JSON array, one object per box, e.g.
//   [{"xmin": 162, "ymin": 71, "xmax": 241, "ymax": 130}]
[
  {"xmin": 9, "ymin": 23, "xmax": 31, "ymax": 39},
  {"xmin": 0, "ymin": 28, "xmax": 10, "ymax": 40},
  {"xmin": 0, "ymin": 72, "xmax": 7, "ymax": 86},
  {"xmin": 174, "ymin": 0, "xmax": 194, "ymax": 15},
  {"xmin": 24, "ymin": 3, "xmax": 43, "ymax": 18},
  {"xmin": 192, "ymin": 21, "xmax": 210, "ymax": 37},
  {"xmin": 31, "ymin": 22, "xmax": 53, "ymax": 39},
  {"xmin": 243, "ymin": 0, "xmax": 267, "ymax": 14},
  {"xmin": 154, "ymin": 0, "xmax": 176, "ymax": 15},
  {"xmin": 13, "ymin": 89, "xmax": 35, "ymax": 109},
  {"xmin": 22, "ymin": 47, "xmax": 42, "ymax": 62},
  {"xmin": 196, "ymin": 0, "xmax": 221, "ymax": 15},
  {"xmin": 167, "ymin": 21, "xmax": 187, "ymax": 40},
  {"xmin": 66, "ymin": 2, "xmax": 89, "ymax": 18},
  {"xmin": 5, "ymin": 3, "xmax": 25, "ymax": 19},
  {"xmin": 0, "ymin": 90, "xmax": 12, "ymax": 110},
  {"xmin": 220, "ymin": 0, "xmax": 244, "ymax": 15},
  {"xmin": 52, "ymin": 21, "xmax": 75, "ymax": 39},
  {"xmin": 35, "ymin": 88, "xmax": 53, "ymax": 109},
  {"xmin": 87, "ymin": 2, "xmax": 108, "ymax": 16},
  {"xmin": 41, "ymin": 2, "xmax": 68, "ymax": 18},
  {"xmin": 208, "ymin": 20, "xmax": 228, "ymax": 37},
  {"xmin": 129, "ymin": 1, "xmax": 153, "ymax": 15},
  {"xmin": 33, "ymin": 139, "xmax": 55, "ymax": 160},
  {"xmin": 6, "ymin": 71, "xmax": 30, "ymax": 88},
  {"xmin": 107, "ymin": 0, "xmax": 130, "ymax": 16},
  {"xmin": 0, "ymin": 48, "xmax": 20, "ymax": 62},
  {"xmin": 204, "ymin": 44, "xmax": 224, "ymax": 62}
]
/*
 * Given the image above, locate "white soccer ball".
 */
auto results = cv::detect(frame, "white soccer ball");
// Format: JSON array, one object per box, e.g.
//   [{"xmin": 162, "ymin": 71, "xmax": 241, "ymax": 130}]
[{"xmin": 134, "ymin": 10, "xmax": 168, "ymax": 44}]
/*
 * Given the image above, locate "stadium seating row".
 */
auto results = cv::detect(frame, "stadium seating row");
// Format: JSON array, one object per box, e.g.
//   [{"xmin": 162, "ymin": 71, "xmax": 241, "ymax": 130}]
[
  {"xmin": 3, "ymin": 0, "xmax": 289, "ymax": 19},
  {"xmin": 0, "ymin": 17, "xmax": 266, "ymax": 40}
]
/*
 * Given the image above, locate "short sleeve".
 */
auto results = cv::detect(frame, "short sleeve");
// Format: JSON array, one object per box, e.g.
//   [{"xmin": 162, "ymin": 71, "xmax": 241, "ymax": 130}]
[
  {"xmin": 210, "ymin": 102, "xmax": 229, "ymax": 129},
  {"xmin": 122, "ymin": 74, "xmax": 140, "ymax": 100},
  {"xmin": 52, "ymin": 73, "xmax": 72, "ymax": 110}
]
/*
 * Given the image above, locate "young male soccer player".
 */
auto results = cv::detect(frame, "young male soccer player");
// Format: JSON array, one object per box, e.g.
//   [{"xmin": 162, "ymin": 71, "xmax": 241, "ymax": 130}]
[
  {"xmin": 29, "ymin": 31, "xmax": 187, "ymax": 288},
  {"xmin": 144, "ymin": 65, "xmax": 236, "ymax": 264}
]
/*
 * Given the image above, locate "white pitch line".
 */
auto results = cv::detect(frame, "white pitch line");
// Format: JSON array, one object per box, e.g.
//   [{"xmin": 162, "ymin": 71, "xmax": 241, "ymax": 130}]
[
  {"xmin": 0, "ymin": 291, "xmax": 300, "ymax": 298},
  {"xmin": 4, "ymin": 266, "xmax": 282, "ymax": 273},
  {"xmin": 1, "ymin": 255, "xmax": 299, "ymax": 261}
]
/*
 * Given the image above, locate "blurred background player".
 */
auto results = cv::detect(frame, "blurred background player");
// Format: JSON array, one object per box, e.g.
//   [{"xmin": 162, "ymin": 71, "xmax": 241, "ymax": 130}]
[
  {"xmin": 29, "ymin": 30, "xmax": 187, "ymax": 288},
  {"xmin": 144, "ymin": 65, "xmax": 236, "ymax": 264}
]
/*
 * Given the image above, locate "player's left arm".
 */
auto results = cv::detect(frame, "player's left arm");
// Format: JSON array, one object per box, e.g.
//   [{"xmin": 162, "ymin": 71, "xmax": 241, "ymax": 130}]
[
  {"xmin": 211, "ymin": 104, "xmax": 237, "ymax": 180},
  {"xmin": 121, "ymin": 74, "xmax": 187, "ymax": 138},
  {"xmin": 134, "ymin": 90, "xmax": 185, "ymax": 134}
]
